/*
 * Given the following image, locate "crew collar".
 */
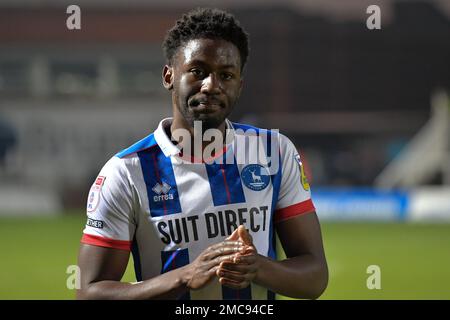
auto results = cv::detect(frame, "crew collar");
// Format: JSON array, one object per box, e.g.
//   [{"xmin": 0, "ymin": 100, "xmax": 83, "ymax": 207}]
[{"xmin": 154, "ymin": 117, "xmax": 235, "ymax": 158}]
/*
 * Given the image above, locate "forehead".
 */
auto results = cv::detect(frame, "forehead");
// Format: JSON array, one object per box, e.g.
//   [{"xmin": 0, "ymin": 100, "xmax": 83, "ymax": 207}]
[{"xmin": 176, "ymin": 38, "xmax": 241, "ymax": 69}]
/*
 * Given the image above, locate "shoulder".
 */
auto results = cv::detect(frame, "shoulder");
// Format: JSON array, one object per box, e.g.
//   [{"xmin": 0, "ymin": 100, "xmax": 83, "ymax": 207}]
[
  {"xmin": 231, "ymin": 122, "xmax": 273, "ymax": 136},
  {"xmin": 231, "ymin": 121, "xmax": 296, "ymax": 152},
  {"xmin": 99, "ymin": 133, "xmax": 161, "ymax": 179},
  {"xmin": 231, "ymin": 121, "xmax": 290, "ymax": 140},
  {"xmin": 115, "ymin": 132, "xmax": 159, "ymax": 159}
]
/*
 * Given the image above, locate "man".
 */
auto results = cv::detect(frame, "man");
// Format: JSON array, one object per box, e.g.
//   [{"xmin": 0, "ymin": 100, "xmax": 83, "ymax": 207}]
[{"xmin": 77, "ymin": 7, "xmax": 328, "ymax": 300}]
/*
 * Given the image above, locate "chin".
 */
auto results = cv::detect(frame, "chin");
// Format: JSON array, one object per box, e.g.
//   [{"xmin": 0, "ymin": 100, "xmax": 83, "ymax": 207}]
[
  {"xmin": 180, "ymin": 105, "xmax": 228, "ymax": 131},
  {"xmin": 193, "ymin": 117, "xmax": 224, "ymax": 131}
]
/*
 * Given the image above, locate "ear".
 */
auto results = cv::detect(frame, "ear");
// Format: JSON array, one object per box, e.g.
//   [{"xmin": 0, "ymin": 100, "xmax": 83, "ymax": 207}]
[{"xmin": 162, "ymin": 65, "xmax": 174, "ymax": 90}]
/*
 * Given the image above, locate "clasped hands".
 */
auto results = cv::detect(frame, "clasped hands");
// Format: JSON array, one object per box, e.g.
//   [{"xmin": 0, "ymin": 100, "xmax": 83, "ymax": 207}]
[
  {"xmin": 217, "ymin": 225, "xmax": 260, "ymax": 289},
  {"xmin": 185, "ymin": 225, "xmax": 260, "ymax": 291}
]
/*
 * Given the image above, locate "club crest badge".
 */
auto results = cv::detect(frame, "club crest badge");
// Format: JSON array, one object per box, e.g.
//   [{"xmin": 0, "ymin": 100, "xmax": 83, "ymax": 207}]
[{"xmin": 241, "ymin": 164, "xmax": 270, "ymax": 191}]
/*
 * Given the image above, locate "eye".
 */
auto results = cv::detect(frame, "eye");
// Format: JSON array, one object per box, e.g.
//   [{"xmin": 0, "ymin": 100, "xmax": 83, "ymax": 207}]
[
  {"xmin": 190, "ymin": 68, "xmax": 204, "ymax": 77},
  {"xmin": 221, "ymin": 72, "xmax": 234, "ymax": 80}
]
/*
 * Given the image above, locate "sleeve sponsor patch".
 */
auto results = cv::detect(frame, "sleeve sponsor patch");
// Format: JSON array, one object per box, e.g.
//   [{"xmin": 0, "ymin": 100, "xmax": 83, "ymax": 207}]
[
  {"xmin": 87, "ymin": 176, "xmax": 106, "ymax": 212},
  {"xmin": 95, "ymin": 176, "xmax": 106, "ymax": 186},
  {"xmin": 294, "ymin": 154, "xmax": 310, "ymax": 191},
  {"xmin": 86, "ymin": 218, "xmax": 105, "ymax": 229}
]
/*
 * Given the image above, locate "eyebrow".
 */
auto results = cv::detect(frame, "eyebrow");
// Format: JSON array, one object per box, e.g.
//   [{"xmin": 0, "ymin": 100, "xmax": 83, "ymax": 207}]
[{"xmin": 187, "ymin": 59, "xmax": 238, "ymax": 70}]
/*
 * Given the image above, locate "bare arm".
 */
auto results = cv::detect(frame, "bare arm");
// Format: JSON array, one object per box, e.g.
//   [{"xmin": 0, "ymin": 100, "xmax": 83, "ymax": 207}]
[
  {"xmin": 258, "ymin": 211, "xmax": 328, "ymax": 299},
  {"xmin": 77, "ymin": 240, "xmax": 245, "ymax": 300},
  {"xmin": 218, "ymin": 212, "xmax": 328, "ymax": 299}
]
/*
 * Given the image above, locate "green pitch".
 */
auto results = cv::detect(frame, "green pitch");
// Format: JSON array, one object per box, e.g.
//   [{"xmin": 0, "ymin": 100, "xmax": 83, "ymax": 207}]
[{"xmin": 0, "ymin": 213, "xmax": 449, "ymax": 299}]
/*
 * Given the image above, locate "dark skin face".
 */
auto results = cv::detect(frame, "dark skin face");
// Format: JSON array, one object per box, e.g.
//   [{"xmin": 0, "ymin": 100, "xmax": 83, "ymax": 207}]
[{"xmin": 163, "ymin": 38, "xmax": 243, "ymax": 136}]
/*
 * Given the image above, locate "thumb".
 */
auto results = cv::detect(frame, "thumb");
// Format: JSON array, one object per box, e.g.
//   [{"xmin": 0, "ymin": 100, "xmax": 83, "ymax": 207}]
[
  {"xmin": 226, "ymin": 226, "xmax": 240, "ymax": 240},
  {"xmin": 238, "ymin": 225, "xmax": 253, "ymax": 246}
]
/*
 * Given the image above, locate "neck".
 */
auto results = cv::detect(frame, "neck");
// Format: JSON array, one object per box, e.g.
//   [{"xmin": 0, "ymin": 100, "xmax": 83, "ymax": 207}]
[{"xmin": 170, "ymin": 109, "xmax": 226, "ymax": 155}]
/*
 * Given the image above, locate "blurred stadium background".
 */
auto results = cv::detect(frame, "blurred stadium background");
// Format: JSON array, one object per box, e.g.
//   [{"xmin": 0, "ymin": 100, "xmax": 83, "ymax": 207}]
[{"xmin": 0, "ymin": 0, "xmax": 449, "ymax": 299}]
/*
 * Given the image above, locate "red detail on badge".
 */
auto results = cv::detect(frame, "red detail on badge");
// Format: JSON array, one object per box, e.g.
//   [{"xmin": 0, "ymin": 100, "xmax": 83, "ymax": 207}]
[{"xmin": 95, "ymin": 176, "xmax": 106, "ymax": 186}]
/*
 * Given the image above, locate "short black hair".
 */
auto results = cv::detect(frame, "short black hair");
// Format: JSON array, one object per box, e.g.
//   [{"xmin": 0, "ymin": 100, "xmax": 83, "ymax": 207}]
[{"xmin": 162, "ymin": 8, "xmax": 250, "ymax": 71}]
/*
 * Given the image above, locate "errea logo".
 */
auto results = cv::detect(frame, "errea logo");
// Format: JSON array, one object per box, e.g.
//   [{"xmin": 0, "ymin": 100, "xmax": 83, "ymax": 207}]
[{"xmin": 152, "ymin": 181, "xmax": 173, "ymax": 202}]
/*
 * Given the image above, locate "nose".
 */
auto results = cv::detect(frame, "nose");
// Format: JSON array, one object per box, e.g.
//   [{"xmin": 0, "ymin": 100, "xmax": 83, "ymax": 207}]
[{"xmin": 201, "ymin": 73, "xmax": 221, "ymax": 95}]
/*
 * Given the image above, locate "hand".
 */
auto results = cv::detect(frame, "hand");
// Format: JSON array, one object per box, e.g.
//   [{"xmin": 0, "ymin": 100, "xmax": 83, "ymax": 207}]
[
  {"xmin": 225, "ymin": 224, "xmax": 255, "ymax": 253},
  {"xmin": 217, "ymin": 225, "xmax": 260, "ymax": 289},
  {"xmin": 183, "ymin": 240, "xmax": 246, "ymax": 290}
]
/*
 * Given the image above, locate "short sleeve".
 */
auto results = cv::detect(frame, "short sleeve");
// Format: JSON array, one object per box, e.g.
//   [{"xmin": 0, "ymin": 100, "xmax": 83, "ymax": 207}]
[
  {"xmin": 81, "ymin": 156, "xmax": 136, "ymax": 251},
  {"xmin": 274, "ymin": 135, "xmax": 316, "ymax": 223}
]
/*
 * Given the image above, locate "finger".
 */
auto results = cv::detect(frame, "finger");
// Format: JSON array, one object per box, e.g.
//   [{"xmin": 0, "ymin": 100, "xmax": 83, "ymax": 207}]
[
  {"xmin": 238, "ymin": 225, "xmax": 253, "ymax": 246},
  {"xmin": 225, "ymin": 252, "xmax": 258, "ymax": 265},
  {"xmin": 226, "ymin": 227, "xmax": 240, "ymax": 240},
  {"xmin": 221, "ymin": 256, "xmax": 258, "ymax": 269},
  {"xmin": 219, "ymin": 261, "xmax": 253, "ymax": 274},
  {"xmin": 204, "ymin": 243, "xmax": 244, "ymax": 260},
  {"xmin": 217, "ymin": 269, "xmax": 248, "ymax": 283},
  {"xmin": 241, "ymin": 245, "xmax": 257, "ymax": 255},
  {"xmin": 209, "ymin": 240, "xmax": 243, "ymax": 250},
  {"xmin": 204, "ymin": 254, "xmax": 236, "ymax": 272},
  {"xmin": 207, "ymin": 252, "xmax": 240, "ymax": 269},
  {"xmin": 233, "ymin": 253, "xmax": 258, "ymax": 265},
  {"xmin": 208, "ymin": 265, "xmax": 220, "ymax": 275},
  {"xmin": 216, "ymin": 267, "xmax": 246, "ymax": 277},
  {"xmin": 219, "ymin": 278, "xmax": 250, "ymax": 290},
  {"xmin": 203, "ymin": 247, "xmax": 241, "ymax": 261}
]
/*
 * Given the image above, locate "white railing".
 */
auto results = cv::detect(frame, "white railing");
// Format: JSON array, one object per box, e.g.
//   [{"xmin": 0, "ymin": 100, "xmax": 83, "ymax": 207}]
[{"xmin": 375, "ymin": 90, "xmax": 449, "ymax": 188}]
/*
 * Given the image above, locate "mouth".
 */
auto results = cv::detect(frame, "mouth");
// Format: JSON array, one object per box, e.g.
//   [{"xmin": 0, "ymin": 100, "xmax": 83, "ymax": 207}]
[{"xmin": 189, "ymin": 99, "xmax": 224, "ymax": 113}]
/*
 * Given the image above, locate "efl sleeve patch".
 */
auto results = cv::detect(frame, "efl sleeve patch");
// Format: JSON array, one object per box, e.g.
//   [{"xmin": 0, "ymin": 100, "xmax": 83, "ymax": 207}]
[
  {"xmin": 87, "ymin": 176, "xmax": 106, "ymax": 213},
  {"xmin": 294, "ymin": 154, "xmax": 310, "ymax": 191},
  {"xmin": 276, "ymin": 136, "xmax": 313, "ymax": 212}
]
